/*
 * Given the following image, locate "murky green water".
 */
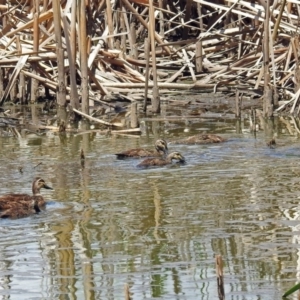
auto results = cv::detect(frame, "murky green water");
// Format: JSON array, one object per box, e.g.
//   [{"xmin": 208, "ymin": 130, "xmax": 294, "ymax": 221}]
[{"xmin": 1, "ymin": 108, "xmax": 300, "ymax": 299}]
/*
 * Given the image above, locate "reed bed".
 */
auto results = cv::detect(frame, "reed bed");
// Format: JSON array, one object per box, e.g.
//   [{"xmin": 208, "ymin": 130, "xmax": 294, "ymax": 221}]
[{"xmin": 0, "ymin": 0, "xmax": 299, "ymax": 122}]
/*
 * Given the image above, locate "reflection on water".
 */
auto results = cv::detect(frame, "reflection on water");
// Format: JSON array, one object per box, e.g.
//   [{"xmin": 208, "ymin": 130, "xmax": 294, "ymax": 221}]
[{"xmin": 1, "ymin": 111, "xmax": 300, "ymax": 299}]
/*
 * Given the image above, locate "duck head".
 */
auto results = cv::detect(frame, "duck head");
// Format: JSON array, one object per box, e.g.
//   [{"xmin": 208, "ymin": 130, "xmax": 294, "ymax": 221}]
[
  {"xmin": 32, "ymin": 177, "xmax": 53, "ymax": 195},
  {"xmin": 155, "ymin": 139, "xmax": 168, "ymax": 155},
  {"xmin": 168, "ymin": 151, "xmax": 185, "ymax": 163}
]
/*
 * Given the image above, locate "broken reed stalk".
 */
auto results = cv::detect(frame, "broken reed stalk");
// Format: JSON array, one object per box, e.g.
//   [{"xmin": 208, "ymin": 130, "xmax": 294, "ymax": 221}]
[
  {"xmin": 250, "ymin": 107, "xmax": 257, "ymax": 135},
  {"xmin": 0, "ymin": 68, "xmax": 3, "ymax": 100},
  {"xmin": 158, "ymin": 0, "xmax": 164, "ymax": 36},
  {"xmin": 62, "ymin": 14, "xmax": 80, "ymax": 109},
  {"xmin": 79, "ymin": 0, "xmax": 89, "ymax": 114},
  {"xmin": 130, "ymin": 23, "xmax": 138, "ymax": 65},
  {"xmin": 149, "ymin": 0, "xmax": 160, "ymax": 113},
  {"xmin": 19, "ymin": 69, "xmax": 25, "ymax": 104},
  {"xmin": 8, "ymin": 71, "xmax": 15, "ymax": 102},
  {"xmin": 52, "ymin": 0, "xmax": 66, "ymax": 107},
  {"xmin": 195, "ymin": 41, "xmax": 203, "ymax": 73},
  {"xmin": 124, "ymin": 283, "xmax": 131, "ymax": 300},
  {"xmin": 215, "ymin": 255, "xmax": 225, "ymax": 300},
  {"xmin": 235, "ymin": 89, "xmax": 240, "ymax": 118},
  {"xmin": 70, "ymin": 0, "xmax": 77, "ymax": 66},
  {"xmin": 105, "ymin": 0, "xmax": 114, "ymax": 49},
  {"xmin": 182, "ymin": 49, "xmax": 196, "ymax": 82},
  {"xmin": 72, "ymin": 107, "xmax": 117, "ymax": 127},
  {"xmin": 263, "ymin": 0, "xmax": 273, "ymax": 117},
  {"xmin": 80, "ymin": 148, "xmax": 85, "ymax": 168},
  {"xmin": 143, "ymin": 38, "xmax": 150, "ymax": 113},
  {"xmin": 130, "ymin": 102, "xmax": 139, "ymax": 128},
  {"xmin": 30, "ymin": 0, "xmax": 39, "ymax": 104},
  {"xmin": 272, "ymin": 0, "xmax": 286, "ymax": 42}
]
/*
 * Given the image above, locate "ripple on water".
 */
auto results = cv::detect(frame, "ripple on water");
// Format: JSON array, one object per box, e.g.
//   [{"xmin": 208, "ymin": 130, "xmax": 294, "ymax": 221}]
[{"xmin": 1, "ymin": 120, "xmax": 300, "ymax": 299}]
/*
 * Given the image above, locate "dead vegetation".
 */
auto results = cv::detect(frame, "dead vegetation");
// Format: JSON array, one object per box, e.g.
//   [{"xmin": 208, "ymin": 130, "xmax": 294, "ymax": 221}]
[{"xmin": 0, "ymin": 0, "xmax": 300, "ymax": 133}]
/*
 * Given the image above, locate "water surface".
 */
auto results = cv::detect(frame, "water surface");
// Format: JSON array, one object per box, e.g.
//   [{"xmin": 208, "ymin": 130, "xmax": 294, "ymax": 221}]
[{"xmin": 0, "ymin": 111, "xmax": 300, "ymax": 300}]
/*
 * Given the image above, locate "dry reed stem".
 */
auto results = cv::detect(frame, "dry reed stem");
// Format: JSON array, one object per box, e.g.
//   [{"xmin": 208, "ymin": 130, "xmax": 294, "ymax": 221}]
[
  {"xmin": 124, "ymin": 283, "xmax": 131, "ymax": 300},
  {"xmin": 215, "ymin": 254, "xmax": 225, "ymax": 300}
]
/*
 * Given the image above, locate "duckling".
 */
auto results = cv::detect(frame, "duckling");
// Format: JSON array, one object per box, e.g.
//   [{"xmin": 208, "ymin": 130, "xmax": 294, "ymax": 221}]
[
  {"xmin": 137, "ymin": 151, "xmax": 185, "ymax": 168},
  {"xmin": 171, "ymin": 134, "xmax": 226, "ymax": 145},
  {"xmin": 0, "ymin": 177, "xmax": 53, "ymax": 211},
  {"xmin": 115, "ymin": 139, "xmax": 168, "ymax": 159}
]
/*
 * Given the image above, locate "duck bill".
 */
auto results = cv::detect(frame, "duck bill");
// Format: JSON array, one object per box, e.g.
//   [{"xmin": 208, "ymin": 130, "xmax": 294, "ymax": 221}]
[
  {"xmin": 179, "ymin": 157, "xmax": 186, "ymax": 163},
  {"xmin": 43, "ymin": 184, "xmax": 53, "ymax": 190}
]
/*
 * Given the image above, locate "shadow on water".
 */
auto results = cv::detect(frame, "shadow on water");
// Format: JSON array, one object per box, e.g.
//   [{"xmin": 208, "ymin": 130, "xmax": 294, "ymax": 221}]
[{"xmin": 2, "ymin": 105, "xmax": 300, "ymax": 299}]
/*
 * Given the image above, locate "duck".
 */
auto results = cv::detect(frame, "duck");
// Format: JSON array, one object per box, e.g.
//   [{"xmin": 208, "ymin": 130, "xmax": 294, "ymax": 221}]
[
  {"xmin": 137, "ymin": 151, "xmax": 185, "ymax": 168},
  {"xmin": 115, "ymin": 139, "xmax": 168, "ymax": 159},
  {"xmin": 170, "ymin": 134, "xmax": 226, "ymax": 145},
  {"xmin": 0, "ymin": 177, "xmax": 53, "ymax": 218},
  {"xmin": 0, "ymin": 199, "xmax": 41, "ymax": 219}
]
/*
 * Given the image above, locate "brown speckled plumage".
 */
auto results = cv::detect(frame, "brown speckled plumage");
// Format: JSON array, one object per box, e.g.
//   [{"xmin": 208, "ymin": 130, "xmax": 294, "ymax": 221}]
[
  {"xmin": 137, "ymin": 152, "xmax": 185, "ymax": 168},
  {"xmin": 171, "ymin": 134, "xmax": 226, "ymax": 145},
  {"xmin": 0, "ymin": 177, "xmax": 53, "ymax": 219},
  {"xmin": 115, "ymin": 139, "xmax": 168, "ymax": 159},
  {"xmin": 0, "ymin": 199, "xmax": 41, "ymax": 219}
]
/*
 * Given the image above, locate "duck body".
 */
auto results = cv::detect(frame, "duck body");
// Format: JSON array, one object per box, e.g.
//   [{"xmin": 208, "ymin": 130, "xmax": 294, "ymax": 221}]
[
  {"xmin": 116, "ymin": 148, "xmax": 162, "ymax": 158},
  {"xmin": 0, "ymin": 177, "xmax": 53, "ymax": 219},
  {"xmin": 0, "ymin": 194, "xmax": 46, "ymax": 210},
  {"xmin": 115, "ymin": 139, "xmax": 168, "ymax": 159},
  {"xmin": 0, "ymin": 199, "xmax": 41, "ymax": 219},
  {"xmin": 171, "ymin": 134, "xmax": 226, "ymax": 145},
  {"xmin": 137, "ymin": 151, "xmax": 185, "ymax": 168}
]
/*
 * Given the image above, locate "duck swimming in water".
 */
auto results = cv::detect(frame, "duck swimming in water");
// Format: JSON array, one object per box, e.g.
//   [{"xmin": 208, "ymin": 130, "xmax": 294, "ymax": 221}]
[
  {"xmin": 0, "ymin": 177, "xmax": 53, "ymax": 218},
  {"xmin": 170, "ymin": 134, "xmax": 226, "ymax": 145},
  {"xmin": 137, "ymin": 151, "xmax": 185, "ymax": 168},
  {"xmin": 115, "ymin": 139, "xmax": 168, "ymax": 159},
  {"xmin": 0, "ymin": 199, "xmax": 41, "ymax": 219}
]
